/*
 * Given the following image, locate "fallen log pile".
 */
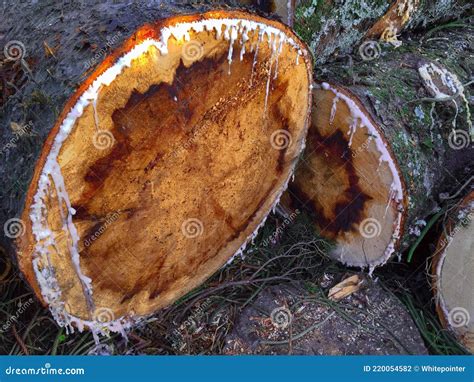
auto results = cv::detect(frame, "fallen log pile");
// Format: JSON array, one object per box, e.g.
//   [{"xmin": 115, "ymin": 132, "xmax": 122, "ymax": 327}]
[{"xmin": 0, "ymin": 0, "xmax": 471, "ymax": 352}]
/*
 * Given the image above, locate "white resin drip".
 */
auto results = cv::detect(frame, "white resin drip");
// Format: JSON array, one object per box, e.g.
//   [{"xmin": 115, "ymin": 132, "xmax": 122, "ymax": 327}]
[
  {"xmin": 239, "ymin": 25, "xmax": 248, "ymax": 61},
  {"xmin": 264, "ymin": 34, "xmax": 276, "ymax": 114},
  {"xmin": 347, "ymin": 117, "xmax": 359, "ymax": 147},
  {"xmin": 273, "ymin": 34, "xmax": 284, "ymax": 80},
  {"xmin": 368, "ymin": 265, "xmax": 375, "ymax": 277},
  {"xmin": 29, "ymin": 16, "xmax": 308, "ymax": 339},
  {"xmin": 49, "ymin": 161, "xmax": 93, "ymax": 297},
  {"xmin": 384, "ymin": 185, "xmax": 397, "ymax": 218},
  {"xmin": 322, "ymin": 82, "xmax": 403, "ymax": 202},
  {"xmin": 92, "ymin": 98, "xmax": 100, "ymax": 131},
  {"xmin": 339, "ymin": 247, "xmax": 346, "ymax": 263},
  {"xmin": 226, "ymin": 24, "xmax": 238, "ymax": 74},
  {"xmin": 250, "ymin": 30, "xmax": 264, "ymax": 86},
  {"xmin": 330, "ymin": 94, "xmax": 340, "ymax": 124}
]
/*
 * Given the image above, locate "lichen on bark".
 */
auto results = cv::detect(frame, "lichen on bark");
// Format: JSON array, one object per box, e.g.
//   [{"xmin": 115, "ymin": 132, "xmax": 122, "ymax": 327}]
[
  {"xmin": 294, "ymin": 0, "xmax": 470, "ymax": 64},
  {"xmin": 294, "ymin": 0, "xmax": 390, "ymax": 63},
  {"xmin": 405, "ymin": 0, "xmax": 470, "ymax": 29}
]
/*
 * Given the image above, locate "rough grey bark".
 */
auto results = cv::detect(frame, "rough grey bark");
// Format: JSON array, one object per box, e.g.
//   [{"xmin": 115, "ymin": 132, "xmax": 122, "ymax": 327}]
[
  {"xmin": 294, "ymin": 0, "xmax": 470, "ymax": 64},
  {"xmin": 404, "ymin": 0, "xmax": 470, "ymax": 29},
  {"xmin": 315, "ymin": 25, "xmax": 473, "ymax": 253}
]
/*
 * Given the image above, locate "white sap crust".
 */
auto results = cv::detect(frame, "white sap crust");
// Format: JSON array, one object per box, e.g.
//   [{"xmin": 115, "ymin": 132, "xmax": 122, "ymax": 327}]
[
  {"xmin": 418, "ymin": 62, "xmax": 463, "ymax": 99},
  {"xmin": 29, "ymin": 17, "xmax": 310, "ymax": 341},
  {"xmin": 320, "ymin": 82, "xmax": 405, "ymax": 269},
  {"xmin": 418, "ymin": 62, "xmax": 471, "ymax": 132}
]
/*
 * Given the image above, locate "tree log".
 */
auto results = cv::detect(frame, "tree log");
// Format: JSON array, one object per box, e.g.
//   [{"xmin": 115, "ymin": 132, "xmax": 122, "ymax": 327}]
[
  {"xmin": 366, "ymin": 0, "xmax": 471, "ymax": 44},
  {"xmin": 238, "ymin": 1, "xmax": 297, "ymax": 25},
  {"xmin": 294, "ymin": 0, "xmax": 469, "ymax": 64},
  {"xmin": 286, "ymin": 26, "xmax": 473, "ymax": 267},
  {"xmin": 0, "ymin": 2, "xmax": 312, "ymax": 338},
  {"xmin": 432, "ymin": 190, "xmax": 473, "ymax": 354}
]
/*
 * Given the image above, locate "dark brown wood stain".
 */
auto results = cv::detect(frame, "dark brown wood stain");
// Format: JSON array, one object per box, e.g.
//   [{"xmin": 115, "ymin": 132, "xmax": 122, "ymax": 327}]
[{"xmin": 290, "ymin": 126, "xmax": 372, "ymax": 237}]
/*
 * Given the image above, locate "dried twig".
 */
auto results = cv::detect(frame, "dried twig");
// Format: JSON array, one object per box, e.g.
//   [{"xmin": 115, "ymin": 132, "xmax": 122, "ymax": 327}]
[{"xmin": 11, "ymin": 325, "xmax": 29, "ymax": 355}]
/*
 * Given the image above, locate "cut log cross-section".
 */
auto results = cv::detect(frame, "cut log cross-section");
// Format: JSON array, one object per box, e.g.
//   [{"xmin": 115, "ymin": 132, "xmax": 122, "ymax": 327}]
[
  {"xmin": 13, "ymin": 10, "xmax": 312, "ymax": 338},
  {"xmin": 288, "ymin": 83, "xmax": 406, "ymax": 268},
  {"xmin": 286, "ymin": 26, "xmax": 473, "ymax": 268},
  {"xmin": 433, "ymin": 191, "xmax": 474, "ymax": 353}
]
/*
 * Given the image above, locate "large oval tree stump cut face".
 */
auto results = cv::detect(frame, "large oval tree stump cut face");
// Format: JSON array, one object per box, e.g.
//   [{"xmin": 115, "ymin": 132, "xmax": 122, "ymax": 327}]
[
  {"xmin": 17, "ymin": 11, "xmax": 312, "ymax": 337},
  {"xmin": 288, "ymin": 83, "xmax": 406, "ymax": 268},
  {"xmin": 434, "ymin": 192, "xmax": 474, "ymax": 353}
]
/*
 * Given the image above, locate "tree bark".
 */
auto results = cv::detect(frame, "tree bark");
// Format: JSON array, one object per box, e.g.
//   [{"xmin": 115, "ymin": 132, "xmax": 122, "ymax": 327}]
[
  {"xmin": 286, "ymin": 26, "xmax": 473, "ymax": 268},
  {"xmin": 0, "ymin": 1, "xmax": 312, "ymax": 339},
  {"xmin": 366, "ymin": 0, "xmax": 471, "ymax": 43},
  {"xmin": 294, "ymin": 0, "xmax": 469, "ymax": 64},
  {"xmin": 432, "ymin": 190, "xmax": 473, "ymax": 354}
]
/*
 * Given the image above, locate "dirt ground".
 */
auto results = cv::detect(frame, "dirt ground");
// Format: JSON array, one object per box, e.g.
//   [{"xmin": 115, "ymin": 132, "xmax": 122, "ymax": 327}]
[{"xmin": 222, "ymin": 278, "xmax": 428, "ymax": 355}]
